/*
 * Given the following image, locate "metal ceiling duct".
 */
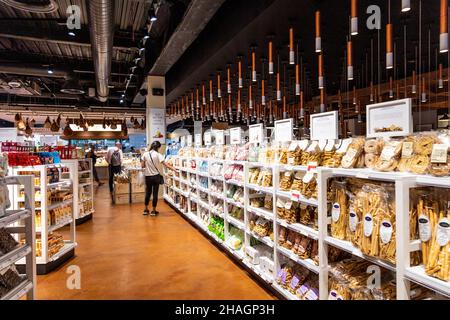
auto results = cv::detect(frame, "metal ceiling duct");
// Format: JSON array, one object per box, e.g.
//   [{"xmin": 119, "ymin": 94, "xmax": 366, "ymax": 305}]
[
  {"xmin": 87, "ymin": 0, "xmax": 115, "ymax": 102},
  {"xmin": 0, "ymin": 0, "xmax": 58, "ymax": 13}
]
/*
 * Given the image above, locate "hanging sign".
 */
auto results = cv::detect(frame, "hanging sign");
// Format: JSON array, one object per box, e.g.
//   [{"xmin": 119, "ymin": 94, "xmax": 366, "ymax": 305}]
[
  {"xmin": 274, "ymin": 119, "xmax": 293, "ymax": 142},
  {"xmin": 187, "ymin": 135, "xmax": 193, "ymax": 147},
  {"xmin": 366, "ymin": 98, "xmax": 413, "ymax": 138},
  {"xmin": 215, "ymin": 130, "xmax": 225, "ymax": 145},
  {"xmin": 204, "ymin": 132, "xmax": 212, "ymax": 146},
  {"xmin": 310, "ymin": 111, "xmax": 338, "ymax": 141},
  {"xmin": 249, "ymin": 124, "xmax": 264, "ymax": 144},
  {"xmin": 195, "ymin": 133, "xmax": 202, "ymax": 147},
  {"xmin": 230, "ymin": 127, "xmax": 242, "ymax": 145}
]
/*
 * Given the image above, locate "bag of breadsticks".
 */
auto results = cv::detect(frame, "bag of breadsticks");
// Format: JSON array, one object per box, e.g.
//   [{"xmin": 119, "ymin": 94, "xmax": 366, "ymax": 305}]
[
  {"xmin": 331, "ymin": 180, "xmax": 348, "ymax": 240},
  {"xmin": 378, "ymin": 184, "xmax": 396, "ymax": 264},
  {"xmin": 346, "ymin": 188, "xmax": 364, "ymax": 247},
  {"xmin": 359, "ymin": 184, "xmax": 388, "ymax": 258}
]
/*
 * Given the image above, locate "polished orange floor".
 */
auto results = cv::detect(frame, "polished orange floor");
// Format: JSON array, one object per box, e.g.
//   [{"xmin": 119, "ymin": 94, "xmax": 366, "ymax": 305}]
[{"xmin": 36, "ymin": 187, "xmax": 275, "ymax": 300}]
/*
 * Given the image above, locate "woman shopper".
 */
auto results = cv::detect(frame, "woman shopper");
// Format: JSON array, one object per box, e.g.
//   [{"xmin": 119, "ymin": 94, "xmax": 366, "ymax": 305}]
[
  {"xmin": 141, "ymin": 141, "xmax": 177, "ymax": 216},
  {"xmin": 86, "ymin": 143, "xmax": 104, "ymax": 187}
]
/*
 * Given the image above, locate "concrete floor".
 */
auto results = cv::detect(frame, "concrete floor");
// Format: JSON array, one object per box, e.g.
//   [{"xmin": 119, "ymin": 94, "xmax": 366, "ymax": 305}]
[{"xmin": 36, "ymin": 186, "xmax": 275, "ymax": 300}]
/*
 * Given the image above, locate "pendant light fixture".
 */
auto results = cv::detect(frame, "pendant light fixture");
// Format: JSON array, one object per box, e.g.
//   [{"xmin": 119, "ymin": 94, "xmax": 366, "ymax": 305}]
[
  {"xmin": 353, "ymin": 86, "xmax": 357, "ymax": 105},
  {"xmin": 289, "ymin": 27, "xmax": 295, "ymax": 64},
  {"xmin": 402, "ymin": 0, "xmax": 411, "ymax": 12},
  {"xmin": 421, "ymin": 77, "xmax": 427, "ymax": 102},
  {"xmin": 262, "ymin": 79, "xmax": 266, "ymax": 106},
  {"xmin": 320, "ymin": 89, "xmax": 326, "ymax": 112},
  {"xmin": 386, "ymin": 23, "xmax": 393, "ymax": 69},
  {"xmin": 347, "ymin": 39, "xmax": 354, "ymax": 80},
  {"xmin": 252, "ymin": 49, "xmax": 257, "ymax": 82},
  {"xmin": 299, "ymin": 91, "xmax": 304, "ymax": 119},
  {"xmin": 249, "ymin": 84, "xmax": 253, "ymax": 109},
  {"xmin": 295, "ymin": 63, "xmax": 300, "ymax": 96},
  {"xmin": 412, "ymin": 70, "xmax": 417, "ymax": 94},
  {"xmin": 227, "ymin": 65, "xmax": 231, "ymax": 94},
  {"xmin": 440, "ymin": 0, "xmax": 448, "ymax": 53},
  {"xmin": 439, "ymin": 63, "xmax": 444, "ymax": 89},
  {"xmin": 268, "ymin": 41, "xmax": 274, "ymax": 74},
  {"xmin": 318, "ymin": 53, "xmax": 324, "ymax": 89},
  {"xmin": 217, "ymin": 72, "xmax": 222, "ymax": 98},
  {"xmin": 209, "ymin": 79, "xmax": 213, "ymax": 102},
  {"xmin": 237, "ymin": 89, "xmax": 242, "ymax": 116},
  {"xmin": 202, "ymin": 83, "xmax": 206, "ymax": 105},
  {"xmin": 315, "ymin": 10, "xmax": 322, "ymax": 53},
  {"xmin": 238, "ymin": 58, "xmax": 243, "ymax": 88},
  {"xmin": 351, "ymin": 0, "xmax": 358, "ymax": 36}
]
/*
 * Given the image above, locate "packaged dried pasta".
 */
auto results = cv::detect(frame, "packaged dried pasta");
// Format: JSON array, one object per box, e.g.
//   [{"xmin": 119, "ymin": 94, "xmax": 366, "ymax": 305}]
[
  {"xmin": 322, "ymin": 140, "xmax": 342, "ymax": 168},
  {"xmin": 250, "ymin": 197, "xmax": 264, "ymax": 208},
  {"xmin": 301, "ymin": 141, "xmax": 322, "ymax": 166},
  {"xmin": 364, "ymin": 139, "xmax": 384, "ymax": 155},
  {"xmin": 331, "ymin": 180, "xmax": 348, "ymax": 240},
  {"xmin": 287, "ymin": 141, "xmax": 302, "ymax": 165},
  {"xmin": 414, "ymin": 133, "xmax": 440, "ymax": 156},
  {"xmin": 284, "ymin": 200, "xmax": 298, "ymax": 224},
  {"xmin": 279, "ymin": 171, "xmax": 294, "ymax": 191},
  {"xmin": 428, "ymin": 141, "xmax": 450, "ymax": 177},
  {"xmin": 248, "ymin": 168, "xmax": 260, "ymax": 184},
  {"xmin": 375, "ymin": 140, "xmax": 402, "ymax": 172},
  {"xmin": 291, "ymin": 172, "xmax": 303, "ymax": 192},
  {"xmin": 276, "ymin": 198, "xmax": 286, "ymax": 220},
  {"xmin": 378, "ymin": 185, "xmax": 396, "ymax": 264},
  {"xmin": 301, "ymin": 172, "xmax": 317, "ymax": 199},
  {"xmin": 264, "ymin": 194, "xmax": 273, "ymax": 211},
  {"xmin": 260, "ymin": 169, "xmax": 273, "ymax": 187},
  {"xmin": 341, "ymin": 138, "xmax": 365, "ymax": 169},
  {"xmin": 248, "ymin": 145, "xmax": 260, "ymax": 162}
]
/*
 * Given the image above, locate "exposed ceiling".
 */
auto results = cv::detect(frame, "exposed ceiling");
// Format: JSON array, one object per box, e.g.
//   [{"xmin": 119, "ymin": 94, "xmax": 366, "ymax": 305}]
[
  {"xmin": 164, "ymin": 0, "xmax": 448, "ymax": 116},
  {"xmin": 0, "ymin": 0, "xmax": 191, "ymax": 114}
]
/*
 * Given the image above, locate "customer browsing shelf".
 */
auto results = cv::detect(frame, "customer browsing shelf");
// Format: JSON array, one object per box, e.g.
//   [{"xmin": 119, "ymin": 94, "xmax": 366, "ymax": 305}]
[
  {"xmin": 141, "ymin": 141, "xmax": 177, "ymax": 216},
  {"xmin": 106, "ymin": 142, "xmax": 124, "ymax": 194}
]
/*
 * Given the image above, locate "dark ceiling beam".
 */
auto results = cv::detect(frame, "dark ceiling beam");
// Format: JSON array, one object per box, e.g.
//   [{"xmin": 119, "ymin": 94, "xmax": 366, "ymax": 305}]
[
  {"xmin": 0, "ymin": 20, "xmax": 138, "ymax": 53},
  {"xmin": 149, "ymin": 0, "xmax": 227, "ymax": 76}
]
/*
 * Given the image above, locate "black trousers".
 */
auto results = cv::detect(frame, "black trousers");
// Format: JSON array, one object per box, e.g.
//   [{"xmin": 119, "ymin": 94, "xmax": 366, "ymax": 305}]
[
  {"xmin": 109, "ymin": 165, "xmax": 122, "ymax": 193},
  {"xmin": 92, "ymin": 166, "xmax": 100, "ymax": 183},
  {"xmin": 145, "ymin": 175, "xmax": 160, "ymax": 208}
]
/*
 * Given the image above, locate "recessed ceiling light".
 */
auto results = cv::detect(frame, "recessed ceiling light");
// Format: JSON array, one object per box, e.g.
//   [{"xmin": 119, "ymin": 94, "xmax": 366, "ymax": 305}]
[{"xmin": 68, "ymin": 31, "xmax": 76, "ymax": 36}]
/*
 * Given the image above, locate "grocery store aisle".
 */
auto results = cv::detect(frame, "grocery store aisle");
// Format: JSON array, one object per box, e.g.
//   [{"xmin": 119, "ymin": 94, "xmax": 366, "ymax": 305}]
[{"xmin": 36, "ymin": 187, "xmax": 275, "ymax": 300}]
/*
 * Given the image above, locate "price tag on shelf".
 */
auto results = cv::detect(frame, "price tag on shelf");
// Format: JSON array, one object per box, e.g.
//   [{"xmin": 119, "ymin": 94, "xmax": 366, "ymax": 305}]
[
  {"xmin": 401, "ymin": 141, "xmax": 414, "ymax": 158},
  {"xmin": 187, "ymin": 135, "xmax": 193, "ymax": 147},
  {"xmin": 307, "ymin": 162, "xmax": 318, "ymax": 173},
  {"xmin": 274, "ymin": 119, "xmax": 293, "ymax": 142},
  {"xmin": 310, "ymin": 111, "xmax": 339, "ymax": 141},
  {"xmin": 291, "ymin": 191, "xmax": 301, "ymax": 202},
  {"xmin": 204, "ymin": 132, "xmax": 212, "ymax": 146},
  {"xmin": 195, "ymin": 133, "xmax": 202, "ymax": 147},
  {"xmin": 249, "ymin": 123, "xmax": 264, "ymax": 144},
  {"xmin": 230, "ymin": 127, "xmax": 242, "ymax": 145}
]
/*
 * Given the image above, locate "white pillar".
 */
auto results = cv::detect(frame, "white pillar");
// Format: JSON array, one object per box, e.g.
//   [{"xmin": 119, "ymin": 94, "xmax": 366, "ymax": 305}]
[{"xmin": 146, "ymin": 76, "xmax": 166, "ymax": 148}]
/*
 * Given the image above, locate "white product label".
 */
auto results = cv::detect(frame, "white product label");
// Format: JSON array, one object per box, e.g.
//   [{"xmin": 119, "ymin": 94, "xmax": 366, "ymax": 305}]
[
  {"xmin": 331, "ymin": 203, "xmax": 341, "ymax": 223},
  {"xmin": 345, "ymin": 148, "xmax": 358, "ymax": 160},
  {"xmin": 349, "ymin": 209, "xmax": 358, "ymax": 232},
  {"xmin": 318, "ymin": 140, "xmax": 327, "ymax": 151},
  {"xmin": 436, "ymin": 218, "xmax": 450, "ymax": 247},
  {"xmin": 215, "ymin": 131, "xmax": 225, "ymax": 145},
  {"xmin": 285, "ymin": 201, "xmax": 293, "ymax": 210},
  {"xmin": 364, "ymin": 214, "xmax": 374, "ymax": 237},
  {"xmin": 325, "ymin": 139, "xmax": 335, "ymax": 152},
  {"xmin": 418, "ymin": 215, "xmax": 432, "ymax": 242},
  {"xmin": 380, "ymin": 219, "xmax": 393, "ymax": 244},
  {"xmin": 380, "ymin": 145, "xmax": 396, "ymax": 161},
  {"xmin": 288, "ymin": 141, "xmax": 298, "ymax": 151},
  {"xmin": 288, "ymin": 158, "xmax": 295, "ymax": 165},
  {"xmin": 302, "ymin": 172, "xmax": 314, "ymax": 183},
  {"xmin": 298, "ymin": 140, "xmax": 310, "ymax": 151},
  {"xmin": 431, "ymin": 144, "xmax": 448, "ymax": 164},
  {"xmin": 402, "ymin": 142, "xmax": 414, "ymax": 158},
  {"xmin": 328, "ymin": 290, "xmax": 338, "ymax": 300},
  {"xmin": 337, "ymin": 138, "xmax": 352, "ymax": 154},
  {"xmin": 307, "ymin": 141, "xmax": 319, "ymax": 153}
]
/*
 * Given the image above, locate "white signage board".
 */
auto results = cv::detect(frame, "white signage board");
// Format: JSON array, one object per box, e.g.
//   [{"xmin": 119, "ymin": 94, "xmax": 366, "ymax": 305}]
[
  {"xmin": 310, "ymin": 111, "xmax": 339, "ymax": 141},
  {"xmin": 195, "ymin": 133, "xmax": 202, "ymax": 147},
  {"xmin": 187, "ymin": 135, "xmax": 193, "ymax": 147},
  {"xmin": 180, "ymin": 136, "xmax": 186, "ymax": 147},
  {"xmin": 215, "ymin": 130, "xmax": 225, "ymax": 145},
  {"xmin": 249, "ymin": 124, "xmax": 264, "ymax": 144},
  {"xmin": 366, "ymin": 98, "xmax": 413, "ymax": 138},
  {"xmin": 204, "ymin": 132, "xmax": 212, "ymax": 146},
  {"xmin": 230, "ymin": 127, "xmax": 242, "ymax": 145},
  {"xmin": 274, "ymin": 119, "xmax": 293, "ymax": 142},
  {"xmin": 149, "ymin": 108, "xmax": 166, "ymax": 144}
]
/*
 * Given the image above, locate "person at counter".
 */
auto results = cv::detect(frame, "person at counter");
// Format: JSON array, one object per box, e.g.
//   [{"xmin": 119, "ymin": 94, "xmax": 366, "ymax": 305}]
[
  {"xmin": 106, "ymin": 142, "xmax": 124, "ymax": 194},
  {"xmin": 86, "ymin": 143, "xmax": 104, "ymax": 187}
]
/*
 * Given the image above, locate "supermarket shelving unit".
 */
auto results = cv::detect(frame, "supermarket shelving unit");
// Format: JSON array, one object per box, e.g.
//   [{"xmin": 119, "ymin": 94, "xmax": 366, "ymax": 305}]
[
  {"xmin": 165, "ymin": 155, "xmax": 450, "ymax": 300},
  {"xmin": 62, "ymin": 159, "xmax": 94, "ymax": 224},
  {"xmin": 10, "ymin": 164, "xmax": 76, "ymax": 275},
  {"xmin": 1, "ymin": 175, "xmax": 36, "ymax": 300}
]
